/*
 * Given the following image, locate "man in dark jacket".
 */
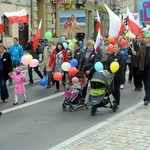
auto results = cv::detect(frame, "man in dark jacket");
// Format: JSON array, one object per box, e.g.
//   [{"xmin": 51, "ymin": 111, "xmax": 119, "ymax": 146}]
[
  {"xmin": 0, "ymin": 44, "xmax": 12, "ymax": 104},
  {"xmin": 73, "ymin": 41, "xmax": 84, "ymax": 71},
  {"xmin": 129, "ymin": 34, "xmax": 144, "ymax": 91},
  {"xmin": 25, "ymin": 37, "xmax": 43, "ymax": 85},
  {"xmin": 107, "ymin": 44, "xmax": 124, "ymax": 107}
]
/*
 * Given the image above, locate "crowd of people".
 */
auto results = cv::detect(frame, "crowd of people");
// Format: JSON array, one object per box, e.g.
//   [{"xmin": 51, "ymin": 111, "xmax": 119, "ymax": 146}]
[{"xmin": 0, "ymin": 33, "xmax": 150, "ymax": 115}]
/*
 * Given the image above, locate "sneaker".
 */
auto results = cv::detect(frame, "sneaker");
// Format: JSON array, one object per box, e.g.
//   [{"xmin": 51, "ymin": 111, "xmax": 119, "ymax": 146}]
[
  {"xmin": 13, "ymin": 102, "xmax": 18, "ymax": 105},
  {"xmin": 46, "ymin": 85, "xmax": 51, "ymax": 89},
  {"xmin": 120, "ymin": 84, "xmax": 124, "ymax": 89},
  {"xmin": 4, "ymin": 99, "xmax": 9, "ymax": 103},
  {"xmin": 134, "ymin": 88, "xmax": 138, "ymax": 91},
  {"xmin": 24, "ymin": 98, "xmax": 27, "ymax": 103},
  {"xmin": 144, "ymin": 101, "xmax": 149, "ymax": 106},
  {"xmin": 138, "ymin": 88, "xmax": 142, "ymax": 91}
]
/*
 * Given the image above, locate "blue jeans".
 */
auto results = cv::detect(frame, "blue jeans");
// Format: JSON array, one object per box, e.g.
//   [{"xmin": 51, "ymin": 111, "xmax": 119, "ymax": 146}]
[
  {"xmin": 9, "ymin": 61, "xmax": 20, "ymax": 84},
  {"xmin": 0, "ymin": 73, "xmax": 9, "ymax": 101}
]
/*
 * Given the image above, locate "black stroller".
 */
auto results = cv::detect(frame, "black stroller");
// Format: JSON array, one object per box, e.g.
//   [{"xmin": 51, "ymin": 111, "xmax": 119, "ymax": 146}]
[
  {"xmin": 62, "ymin": 72, "xmax": 88, "ymax": 112},
  {"xmin": 88, "ymin": 70, "xmax": 118, "ymax": 116}
]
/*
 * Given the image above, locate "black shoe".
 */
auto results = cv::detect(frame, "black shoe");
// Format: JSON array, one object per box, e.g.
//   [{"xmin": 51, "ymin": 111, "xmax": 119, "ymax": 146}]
[
  {"xmin": 138, "ymin": 88, "xmax": 142, "ymax": 91},
  {"xmin": 54, "ymin": 89, "xmax": 59, "ymax": 92},
  {"xmin": 144, "ymin": 101, "xmax": 149, "ymax": 106},
  {"xmin": 29, "ymin": 82, "xmax": 33, "ymax": 85},
  {"xmin": 0, "ymin": 111, "xmax": 2, "ymax": 116},
  {"xmin": 52, "ymin": 82, "xmax": 55, "ymax": 86},
  {"xmin": 134, "ymin": 88, "xmax": 138, "ymax": 91},
  {"xmin": 8, "ymin": 83, "xmax": 13, "ymax": 87}
]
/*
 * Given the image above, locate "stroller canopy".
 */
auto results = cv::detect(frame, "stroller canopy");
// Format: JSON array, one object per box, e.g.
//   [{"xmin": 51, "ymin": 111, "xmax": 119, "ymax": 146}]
[
  {"xmin": 74, "ymin": 72, "xmax": 87, "ymax": 87},
  {"xmin": 91, "ymin": 70, "xmax": 114, "ymax": 86}
]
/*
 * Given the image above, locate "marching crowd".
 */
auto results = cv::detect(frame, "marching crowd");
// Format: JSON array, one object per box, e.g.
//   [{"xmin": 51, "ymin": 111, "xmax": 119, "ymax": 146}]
[{"xmin": 0, "ymin": 33, "xmax": 150, "ymax": 116}]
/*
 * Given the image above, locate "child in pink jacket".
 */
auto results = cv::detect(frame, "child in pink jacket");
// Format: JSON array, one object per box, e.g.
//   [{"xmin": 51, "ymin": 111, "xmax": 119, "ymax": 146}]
[{"xmin": 9, "ymin": 67, "xmax": 27, "ymax": 105}]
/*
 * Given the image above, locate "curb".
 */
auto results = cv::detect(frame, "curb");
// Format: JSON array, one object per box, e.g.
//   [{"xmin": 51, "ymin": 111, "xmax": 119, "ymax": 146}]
[{"xmin": 49, "ymin": 101, "xmax": 143, "ymax": 150}]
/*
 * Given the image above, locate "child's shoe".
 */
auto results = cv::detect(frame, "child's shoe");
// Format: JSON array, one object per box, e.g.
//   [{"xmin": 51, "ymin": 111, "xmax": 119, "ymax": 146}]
[
  {"xmin": 24, "ymin": 98, "xmax": 27, "ymax": 103},
  {"xmin": 13, "ymin": 102, "xmax": 18, "ymax": 105}
]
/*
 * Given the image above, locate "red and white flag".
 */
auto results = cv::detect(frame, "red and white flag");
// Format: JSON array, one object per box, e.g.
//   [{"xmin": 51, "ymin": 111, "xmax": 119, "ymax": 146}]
[
  {"xmin": 3, "ymin": 9, "xmax": 29, "ymax": 24},
  {"xmin": 146, "ymin": 23, "xmax": 150, "ymax": 31},
  {"xmin": 0, "ymin": 16, "xmax": 4, "ymax": 33},
  {"xmin": 94, "ymin": 10, "xmax": 103, "ymax": 52},
  {"xmin": 33, "ymin": 19, "xmax": 42, "ymax": 50},
  {"xmin": 96, "ymin": 10, "xmax": 103, "ymax": 36},
  {"xmin": 104, "ymin": 4, "xmax": 126, "ymax": 42},
  {"xmin": 126, "ymin": 7, "xmax": 144, "ymax": 39}
]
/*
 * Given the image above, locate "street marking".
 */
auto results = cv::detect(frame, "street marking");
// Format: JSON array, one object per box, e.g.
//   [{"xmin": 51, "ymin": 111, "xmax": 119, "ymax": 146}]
[
  {"xmin": 49, "ymin": 101, "xmax": 143, "ymax": 150},
  {"xmin": 2, "ymin": 92, "xmax": 64, "ymax": 114}
]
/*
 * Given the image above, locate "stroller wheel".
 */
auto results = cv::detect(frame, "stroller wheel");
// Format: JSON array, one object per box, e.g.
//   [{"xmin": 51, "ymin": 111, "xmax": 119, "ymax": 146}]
[
  {"xmin": 70, "ymin": 105, "xmax": 74, "ymax": 112},
  {"xmin": 84, "ymin": 103, "xmax": 89, "ymax": 109},
  {"xmin": 91, "ymin": 106, "xmax": 97, "ymax": 116},
  {"xmin": 112, "ymin": 104, "xmax": 117, "ymax": 112},
  {"xmin": 62, "ymin": 103, "xmax": 66, "ymax": 111}
]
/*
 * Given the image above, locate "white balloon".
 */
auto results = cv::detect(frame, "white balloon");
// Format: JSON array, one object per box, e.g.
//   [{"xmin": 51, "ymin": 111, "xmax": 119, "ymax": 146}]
[{"xmin": 61, "ymin": 62, "xmax": 71, "ymax": 71}]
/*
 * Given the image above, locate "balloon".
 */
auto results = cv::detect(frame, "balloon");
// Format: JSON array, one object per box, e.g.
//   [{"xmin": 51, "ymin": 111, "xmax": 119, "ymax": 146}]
[
  {"xmin": 45, "ymin": 32, "xmax": 52, "ymax": 41},
  {"xmin": 67, "ymin": 39, "xmax": 72, "ymax": 43},
  {"xmin": 40, "ymin": 77, "xmax": 48, "ymax": 86},
  {"xmin": 108, "ymin": 36, "xmax": 115, "ymax": 43},
  {"xmin": 94, "ymin": 62, "xmax": 104, "ymax": 72},
  {"xmin": 99, "ymin": 42, "xmax": 103, "ymax": 47},
  {"xmin": 72, "ymin": 39, "xmax": 77, "ymax": 44},
  {"xmin": 30, "ymin": 59, "xmax": 39, "ymax": 67},
  {"xmin": 53, "ymin": 72, "xmax": 62, "ymax": 81},
  {"xmin": 63, "ymin": 42, "xmax": 68, "ymax": 49},
  {"xmin": 21, "ymin": 55, "xmax": 30, "ymax": 66},
  {"xmin": 60, "ymin": 37, "xmax": 65, "ymax": 42},
  {"xmin": 110, "ymin": 62, "xmax": 120, "ymax": 73},
  {"xmin": 27, "ymin": 54, "xmax": 33, "ymax": 64},
  {"xmin": 120, "ymin": 39, "xmax": 127, "ymax": 47},
  {"xmin": 125, "ymin": 33, "xmax": 129, "ymax": 37},
  {"xmin": 70, "ymin": 59, "xmax": 78, "ymax": 67},
  {"xmin": 144, "ymin": 31, "xmax": 149, "ymax": 37},
  {"xmin": 61, "ymin": 62, "xmax": 71, "ymax": 71},
  {"xmin": 108, "ymin": 44, "xmax": 114, "ymax": 52},
  {"xmin": 68, "ymin": 67, "xmax": 78, "ymax": 76},
  {"xmin": 68, "ymin": 43, "xmax": 74, "ymax": 50}
]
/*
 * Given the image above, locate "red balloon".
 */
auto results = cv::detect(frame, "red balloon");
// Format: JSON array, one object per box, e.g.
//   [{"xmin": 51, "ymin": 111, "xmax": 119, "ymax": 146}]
[
  {"xmin": 53, "ymin": 72, "xmax": 62, "ymax": 81},
  {"xmin": 108, "ymin": 44, "xmax": 114, "ymax": 52},
  {"xmin": 68, "ymin": 67, "xmax": 78, "ymax": 76},
  {"xmin": 108, "ymin": 36, "xmax": 115, "ymax": 43},
  {"xmin": 120, "ymin": 39, "xmax": 127, "ymax": 47}
]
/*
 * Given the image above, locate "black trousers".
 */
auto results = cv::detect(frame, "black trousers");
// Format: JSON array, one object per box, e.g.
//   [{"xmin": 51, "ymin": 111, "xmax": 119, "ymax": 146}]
[
  {"xmin": 28, "ymin": 66, "xmax": 43, "ymax": 83},
  {"xmin": 112, "ymin": 80, "xmax": 121, "ymax": 105},
  {"xmin": 142, "ymin": 70, "xmax": 150, "ymax": 101},
  {"xmin": 132, "ymin": 67, "xmax": 143, "ymax": 88}
]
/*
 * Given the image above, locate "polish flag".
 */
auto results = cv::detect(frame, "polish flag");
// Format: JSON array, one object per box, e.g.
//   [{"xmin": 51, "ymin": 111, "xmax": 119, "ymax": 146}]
[
  {"xmin": 3, "ymin": 9, "xmax": 29, "ymax": 24},
  {"xmin": 33, "ymin": 19, "xmax": 42, "ymax": 51},
  {"xmin": 104, "ymin": 4, "xmax": 126, "ymax": 42},
  {"xmin": 146, "ymin": 23, "xmax": 150, "ymax": 31},
  {"xmin": 96, "ymin": 10, "xmax": 103, "ymax": 36},
  {"xmin": 0, "ymin": 16, "xmax": 4, "ymax": 33},
  {"xmin": 126, "ymin": 7, "xmax": 144, "ymax": 39},
  {"xmin": 94, "ymin": 29, "xmax": 101, "ymax": 52}
]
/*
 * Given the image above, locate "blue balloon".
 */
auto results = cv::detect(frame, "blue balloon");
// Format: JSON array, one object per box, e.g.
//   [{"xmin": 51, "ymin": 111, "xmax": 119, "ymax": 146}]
[
  {"xmin": 40, "ymin": 77, "xmax": 48, "ymax": 86},
  {"xmin": 70, "ymin": 59, "xmax": 78, "ymax": 67},
  {"xmin": 94, "ymin": 62, "xmax": 104, "ymax": 72},
  {"xmin": 60, "ymin": 37, "xmax": 65, "ymax": 42},
  {"xmin": 63, "ymin": 42, "xmax": 68, "ymax": 49},
  {"xmin": 99, "ymin": 42, "xmax": 103, "ymax": 47}
]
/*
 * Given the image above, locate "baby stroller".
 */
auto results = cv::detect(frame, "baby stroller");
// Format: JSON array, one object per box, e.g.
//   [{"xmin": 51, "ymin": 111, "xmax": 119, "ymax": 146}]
[
  {"xmin": 62, "ymin": 72, "xmax": 88, "ymax": 112},
  {"xmin": 88, "ymin": 70, "xmax": 118, "ymax": 116}
]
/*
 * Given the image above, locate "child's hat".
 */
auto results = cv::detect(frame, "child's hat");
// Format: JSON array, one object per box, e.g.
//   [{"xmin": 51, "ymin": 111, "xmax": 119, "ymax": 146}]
[
  {"xmin": 15, "ymin": 67, "xmax": 22, "ymax": 73},
  {"xmin": 72, "ymin": 77, "xmax": 79, "ymax": 82}
]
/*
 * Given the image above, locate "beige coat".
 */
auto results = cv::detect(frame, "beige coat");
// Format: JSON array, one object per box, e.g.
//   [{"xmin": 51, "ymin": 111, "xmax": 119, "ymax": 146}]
[{"xmin": 40, "ymin": 45, "xmax": 56, "ymax": 71}]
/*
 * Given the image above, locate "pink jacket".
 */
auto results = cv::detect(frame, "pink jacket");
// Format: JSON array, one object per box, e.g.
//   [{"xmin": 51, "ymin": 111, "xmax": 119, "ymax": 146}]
[{"xmin": 10, "ymin": 73, "xmax": 26, "ymax": 95}]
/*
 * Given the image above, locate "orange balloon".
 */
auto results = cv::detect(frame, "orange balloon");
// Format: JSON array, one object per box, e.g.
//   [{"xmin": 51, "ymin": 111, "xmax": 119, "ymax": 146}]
[{"xmin": 108, "ymin": 36, "xmax": 115, "ymax": 43}]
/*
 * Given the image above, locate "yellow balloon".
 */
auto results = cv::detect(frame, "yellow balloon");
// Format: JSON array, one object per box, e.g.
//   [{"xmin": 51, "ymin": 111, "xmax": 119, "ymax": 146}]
[
  {"xmin": 27, "ymin": 54, "xmax": 33, "ymax": 64},
  {"xmin": 110, "ymin": 62, "xmax": 120, "ymax": 73},
  {"xmin": 125, "ymin": 33, "xmax": 129, "ymax": 37}
]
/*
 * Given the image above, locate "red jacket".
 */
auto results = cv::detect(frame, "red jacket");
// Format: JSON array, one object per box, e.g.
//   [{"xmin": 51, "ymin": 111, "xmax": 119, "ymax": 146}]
[{"xmin": 48, "ymin": 49, "xmax": 68, "ymax": 71}]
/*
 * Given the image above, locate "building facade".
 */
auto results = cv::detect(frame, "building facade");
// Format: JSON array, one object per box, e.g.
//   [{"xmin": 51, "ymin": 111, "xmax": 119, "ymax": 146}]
[{"xmin": 0, "ymin": 0, "xmax": 31, "ymax": 48}]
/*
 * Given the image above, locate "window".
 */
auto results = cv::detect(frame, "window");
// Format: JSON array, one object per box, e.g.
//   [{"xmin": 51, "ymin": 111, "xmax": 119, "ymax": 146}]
[{"xmin": 3, "ymin": 16, "xmax": 10, "ymax": 36}]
